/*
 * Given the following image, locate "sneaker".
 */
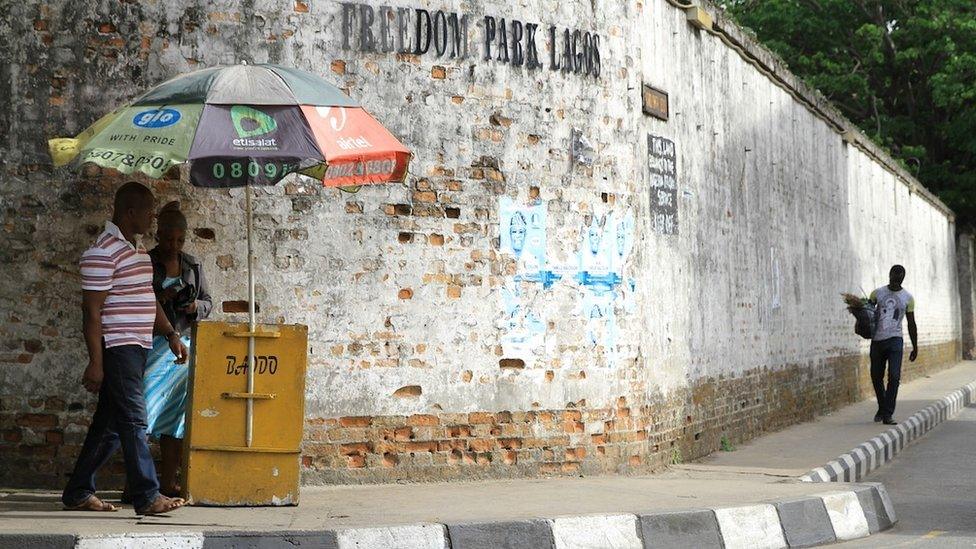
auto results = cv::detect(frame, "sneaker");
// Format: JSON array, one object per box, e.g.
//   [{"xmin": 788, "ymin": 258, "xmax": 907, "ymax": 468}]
[
  {"xmin": 883, "ymin": 417, "xmax": 898, "ymax": 425},
  {"xmin": 873, "ymin": 412, "xmax": 883, "ymax": 423}
]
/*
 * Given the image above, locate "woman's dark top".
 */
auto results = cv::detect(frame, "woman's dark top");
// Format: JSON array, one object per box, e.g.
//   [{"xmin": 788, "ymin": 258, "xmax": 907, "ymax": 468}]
[{"xmin": 148, "ymin": 248, "xmax": 213, "ymax": 337}]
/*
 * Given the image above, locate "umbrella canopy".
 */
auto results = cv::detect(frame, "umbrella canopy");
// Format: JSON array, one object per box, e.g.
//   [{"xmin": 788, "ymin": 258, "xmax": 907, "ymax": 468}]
[
  {"xmin": 49, "ymin": 64, "xmax": 413, "ymax": 449},
  {"xmin": 49, "ymin": 63, "xmax": 411, "ymax": 188}
]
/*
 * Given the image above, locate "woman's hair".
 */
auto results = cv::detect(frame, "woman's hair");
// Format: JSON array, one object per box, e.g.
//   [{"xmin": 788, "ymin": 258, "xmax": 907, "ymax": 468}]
[{"xmin": 157, "ymin": 201, "xmax": 188, "ymax": 232}]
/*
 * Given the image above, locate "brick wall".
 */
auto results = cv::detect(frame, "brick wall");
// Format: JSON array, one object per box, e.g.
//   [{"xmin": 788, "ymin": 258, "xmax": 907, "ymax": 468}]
[{"xmin": 0, "ymin": 0, "xmax": 963, "ymax": 488}]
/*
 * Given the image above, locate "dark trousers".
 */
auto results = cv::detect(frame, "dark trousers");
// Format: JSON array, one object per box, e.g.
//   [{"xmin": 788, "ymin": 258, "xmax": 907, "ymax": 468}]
[
  {"xmin": 870, "ymin": 337, "xmax": 904, "ymax": 418},
  {"xmin": 62, "ymin": 344, "xmax": 159, "ymax": 510}
]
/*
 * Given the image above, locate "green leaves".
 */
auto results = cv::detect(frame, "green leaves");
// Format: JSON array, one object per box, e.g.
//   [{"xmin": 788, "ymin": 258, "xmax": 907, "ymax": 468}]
[{"xmin": 727, "ymin": 0, "xmax": 976, "ymax": 228}]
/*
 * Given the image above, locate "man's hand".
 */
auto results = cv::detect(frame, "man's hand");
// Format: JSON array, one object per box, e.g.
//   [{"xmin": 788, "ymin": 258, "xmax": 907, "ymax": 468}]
[
  {"xmin": 82, "ymin": 360, "xmax": 103, "ymax": 393},
  {"xmin": 179, "ymin": 300, "xmax": 197, "ymax": 315},
  {"xmin": 168, "ymin": 335, "xmax": 189, "ymax": 364},
  {"xmin": 910, "ymin": 348, "xmax": 918, "ymax": 362}
]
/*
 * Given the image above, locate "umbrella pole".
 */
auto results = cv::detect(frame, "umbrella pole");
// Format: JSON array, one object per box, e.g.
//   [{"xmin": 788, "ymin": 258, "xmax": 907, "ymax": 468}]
[{"xmin": 245, "ymin": 182, "xmax": 256, "ymax": 448}]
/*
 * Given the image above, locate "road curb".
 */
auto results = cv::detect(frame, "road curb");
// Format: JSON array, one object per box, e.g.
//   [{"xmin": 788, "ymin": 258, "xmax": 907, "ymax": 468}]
[
  {"xmin": 799, "ymin": 380, "xmax": 976, "ymax": 482},
  {"xmin": 0, "ymin": 484, "xmax": 895, "ymax": 549}
]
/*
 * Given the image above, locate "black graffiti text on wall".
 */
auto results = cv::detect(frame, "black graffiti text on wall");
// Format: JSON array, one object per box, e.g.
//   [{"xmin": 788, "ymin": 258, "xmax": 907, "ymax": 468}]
[
  {"xmin": 338, "ymin": 3, "xmax": 601, "ymax": 78},
  {"xmin": 648, "ymin": 135, "xmax": 678, "ymax": 235}
]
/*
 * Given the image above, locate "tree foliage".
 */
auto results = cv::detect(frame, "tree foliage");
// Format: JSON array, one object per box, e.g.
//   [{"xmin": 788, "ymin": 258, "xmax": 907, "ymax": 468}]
[{"xmin": 724, "ymin": 0, "xmax": 976, "ymax": 229}]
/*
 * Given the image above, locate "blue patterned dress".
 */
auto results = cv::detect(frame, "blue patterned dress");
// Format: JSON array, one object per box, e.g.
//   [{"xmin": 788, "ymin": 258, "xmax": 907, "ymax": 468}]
[
  {"xmin": 144, "ymin": 276, "xmax": 190, "ymax": 439},
  {"xmin": 145, "ymin": 250, "xmax": 212, "ymax": 439}
]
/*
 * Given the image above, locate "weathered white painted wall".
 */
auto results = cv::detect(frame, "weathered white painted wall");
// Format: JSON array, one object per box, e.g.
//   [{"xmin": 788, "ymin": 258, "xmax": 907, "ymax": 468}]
[{"xmin": 0, "ymin": 0, "xmax": 960, "ymax": 485}]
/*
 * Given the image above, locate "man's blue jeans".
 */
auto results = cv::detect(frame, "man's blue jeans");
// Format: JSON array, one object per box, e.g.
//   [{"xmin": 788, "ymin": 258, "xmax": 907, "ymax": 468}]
[
  {"xmin": 870, "ymin": 337, "xmax": 904, "ymax": 418},
  {"xmin": 62, "ymin": 344, "xmax": 160, "ymax": 510}
]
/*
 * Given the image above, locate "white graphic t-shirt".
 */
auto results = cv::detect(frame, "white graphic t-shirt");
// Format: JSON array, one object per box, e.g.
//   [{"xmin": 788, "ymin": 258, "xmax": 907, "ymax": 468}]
[{"xmin": 870, "ymin": 286, "xmax": 915, "ymax": 341}]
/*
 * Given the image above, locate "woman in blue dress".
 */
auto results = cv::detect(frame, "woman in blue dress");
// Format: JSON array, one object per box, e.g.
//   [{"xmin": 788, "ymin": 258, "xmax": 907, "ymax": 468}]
[{"xmin": 146, "ymin": 201, "xmax": 212, "ymax": 496}]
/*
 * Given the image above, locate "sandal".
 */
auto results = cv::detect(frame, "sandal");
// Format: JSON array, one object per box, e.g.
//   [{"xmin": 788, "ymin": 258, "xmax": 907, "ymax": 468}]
[
  {"xmin": 63, "ymin": 495, "xmax": 118, "ymax": 512},
  {"xmin": 135, "ymin": 494, "xmax": 186, "ymax": 515}
]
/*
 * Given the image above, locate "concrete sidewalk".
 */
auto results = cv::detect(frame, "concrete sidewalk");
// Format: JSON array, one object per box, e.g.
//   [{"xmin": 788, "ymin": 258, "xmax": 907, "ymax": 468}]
[
  {"xmin": 0, "ymin": 476, "xmax": 893, "ymax": 548},
  {"xmin": 1, "ymin": 361, "xmax": 972, "ymax": 548},
  {"xmin": 689, "ymin": 361, "xmax": 976, "ymax": 478}
]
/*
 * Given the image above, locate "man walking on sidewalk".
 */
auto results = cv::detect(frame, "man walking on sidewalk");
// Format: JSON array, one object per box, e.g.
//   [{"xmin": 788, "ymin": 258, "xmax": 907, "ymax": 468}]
[
  {"xmin": 61, "ymin": 182, "xmax": 188, "ymax": 515},
  {"xmin": 869, "ymin": 264, "xmax": 919, "ymax": 425}
]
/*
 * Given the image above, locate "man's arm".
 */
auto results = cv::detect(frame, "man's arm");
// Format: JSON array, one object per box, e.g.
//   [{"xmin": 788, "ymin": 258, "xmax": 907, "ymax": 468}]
[
  {"xmin": 154, "ymin": 302, "xmax": 188, "ymax": 364},
  {"xmin": 81, "ymin": 290, "xmax": 108, "ymax": 393},
  {"xmin": 907, "ymin": 311, "xmax": 918, "ymax": 362}
]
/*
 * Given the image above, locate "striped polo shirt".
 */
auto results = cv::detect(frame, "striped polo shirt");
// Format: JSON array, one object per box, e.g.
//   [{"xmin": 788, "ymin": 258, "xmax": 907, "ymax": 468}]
[{"xmin": 80, "ymin": 222, "xmax": 156, "ymax": 349}]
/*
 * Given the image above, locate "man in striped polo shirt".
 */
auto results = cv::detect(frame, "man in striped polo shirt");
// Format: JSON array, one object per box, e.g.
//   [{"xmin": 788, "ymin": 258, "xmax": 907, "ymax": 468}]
[{"xmin": 62, "ymin": 182, "xmax": 188, "ymax": 515}]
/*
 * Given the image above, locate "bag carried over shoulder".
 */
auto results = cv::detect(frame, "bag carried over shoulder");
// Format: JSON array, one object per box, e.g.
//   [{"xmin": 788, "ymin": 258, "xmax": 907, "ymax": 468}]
[
  {"xmin": 842, "ymin": 292, "xmax": 876, "ymax": 340},
  {"xmin": 852, "ymin": 302, "xmax": 877, "ymax": 339}
]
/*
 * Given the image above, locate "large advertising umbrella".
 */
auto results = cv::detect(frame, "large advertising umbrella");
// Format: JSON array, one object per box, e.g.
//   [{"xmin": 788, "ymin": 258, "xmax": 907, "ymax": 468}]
[{"xmin": 49, "ymin": 63, "xmax": 411, "ymax": 445}]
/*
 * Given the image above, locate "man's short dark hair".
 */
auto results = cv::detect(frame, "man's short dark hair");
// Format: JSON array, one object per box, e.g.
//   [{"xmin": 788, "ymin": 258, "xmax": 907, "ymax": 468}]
[
  {"xmin": 113, "ymin": 181, "xmax": 153, "ymax": 214},
  {"xmin": 890, "ymin": 264, "xmax": 906, "ymax": 282}
]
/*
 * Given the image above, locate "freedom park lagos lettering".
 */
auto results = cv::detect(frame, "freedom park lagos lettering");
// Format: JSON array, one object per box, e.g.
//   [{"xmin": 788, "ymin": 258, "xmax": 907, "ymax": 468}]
[{"xmin": 339, "ymin": 2, "xmax": 603, "ymax": 78}]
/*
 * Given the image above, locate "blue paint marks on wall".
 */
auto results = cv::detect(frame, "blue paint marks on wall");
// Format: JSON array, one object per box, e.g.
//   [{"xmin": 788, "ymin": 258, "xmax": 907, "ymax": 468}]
[
  {"xmin": 497, "ymin": 197, "xmax": 637, "ymax": 366},
  {"xmin": 499, "ymin": 198, "xmax": 550, "ymax": 360}
]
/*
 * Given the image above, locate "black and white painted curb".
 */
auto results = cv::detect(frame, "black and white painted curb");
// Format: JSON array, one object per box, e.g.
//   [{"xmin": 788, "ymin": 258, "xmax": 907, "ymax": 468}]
[
  {"xmin": 799, "ymin": 380, "xmax": 976, "ymax": 483},
  {"xmin": 0, "ymin": 484, "xmax": 895, "ymax": 549}
]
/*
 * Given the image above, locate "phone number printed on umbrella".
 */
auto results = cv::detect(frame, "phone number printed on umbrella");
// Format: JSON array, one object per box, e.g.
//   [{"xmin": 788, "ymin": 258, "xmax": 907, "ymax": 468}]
[
  {"xmin": 211, "ymin": 160, "xmax": 297, "ymax": 181},
  {"xmin": 85, "ymin": 149, "xmax": 170, "ymax": 171},
  {"xmin": 325, "ymin": 158, "xmax": 397, "ymax": 180}
]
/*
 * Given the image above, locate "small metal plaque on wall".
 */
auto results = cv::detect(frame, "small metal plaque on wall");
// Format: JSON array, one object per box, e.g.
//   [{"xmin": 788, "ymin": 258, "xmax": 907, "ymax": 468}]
[{"xmin": 642, "ymin": 84, "xmax": 669, "ymax": 121}]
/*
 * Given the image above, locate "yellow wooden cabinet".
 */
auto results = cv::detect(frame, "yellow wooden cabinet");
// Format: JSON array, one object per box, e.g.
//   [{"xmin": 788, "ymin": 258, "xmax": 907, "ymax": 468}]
[{"xmin": 183, "ymin": 321, "xmax": 308, "ymax": 506}]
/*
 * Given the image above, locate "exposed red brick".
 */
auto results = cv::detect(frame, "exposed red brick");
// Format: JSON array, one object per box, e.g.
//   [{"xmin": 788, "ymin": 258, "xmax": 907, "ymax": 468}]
[
  {"xmin": 16, "ymin": 414, "xmax": 56, "ymax": 428},
  {"xmin": 468, "ymin": 438, "xmax": 495, "ymax": 452},
  {"xmin": 404, "ymin": 441, "xmax": 438, "ymax": 453},
  {"xmin": 469, "ymin": 412, "xmax": 494, "ymax": 425},
  {"xmin": 498, "ymin": 438, "xmax": 522, "ymax": 450},
  {"xmin": 393, "ymin": 385, "xmax": 422, "ymax": 398},
  {"xmin": 222, "ymin": 300, "xmax": 259, "ymax": 313},
  {"xmin": 407, "ymin": 414, "xmax": 439, "ymax": 427},
  {"xmin": 339, "ymin": 442, "xmax": 370, "ymax": 456},
  {"xmin": 393, "ymin": 427, "xmax": 413, "ymax": 441},
  {"xmin": 339, "ymin": 416, "xmax": 372, "ymax": 428},
  {"xmin": 561, "ymin": 410, "xmax": 582, "ymax": 422},
  {"xmin": 447, "ymin": 425, "xmax": 472, "ymax": 438}
]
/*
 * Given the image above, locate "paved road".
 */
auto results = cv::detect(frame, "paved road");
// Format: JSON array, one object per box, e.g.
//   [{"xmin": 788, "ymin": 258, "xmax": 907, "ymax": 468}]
[{"xmin": 836, "ymin": 404, "xmax": 976, "ymax": 548}]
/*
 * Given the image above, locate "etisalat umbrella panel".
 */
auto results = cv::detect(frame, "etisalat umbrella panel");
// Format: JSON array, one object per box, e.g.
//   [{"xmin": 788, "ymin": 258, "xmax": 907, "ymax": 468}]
[{"xmin": 48, "ymin": 63, "xmax": 411, "ymax": 188}]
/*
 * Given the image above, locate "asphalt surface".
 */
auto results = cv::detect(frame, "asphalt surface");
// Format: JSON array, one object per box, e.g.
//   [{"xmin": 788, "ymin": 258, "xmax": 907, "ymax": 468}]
[{"xmin": 835, "ymin": 404, "xmax": 976, "ymax": 548}]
